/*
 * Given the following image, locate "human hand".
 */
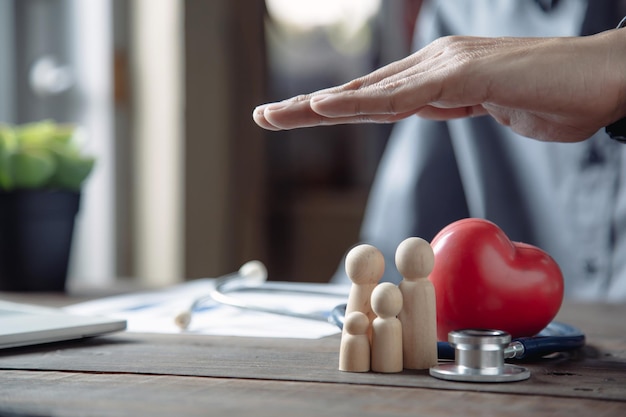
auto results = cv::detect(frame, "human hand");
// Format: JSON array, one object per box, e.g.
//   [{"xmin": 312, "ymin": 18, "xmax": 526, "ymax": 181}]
[{"xmin": 253, "ymin": 30, "xmax": 626, "ymax": 142}]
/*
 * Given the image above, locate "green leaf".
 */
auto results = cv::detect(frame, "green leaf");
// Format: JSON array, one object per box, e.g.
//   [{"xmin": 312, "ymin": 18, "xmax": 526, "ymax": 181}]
[
  {"xmin": 48, "ymin": 151, "xmax": 95, "ymax": 191},
  {"xmin": 16, "ymin": 120, "xmax": 57, "ymax": 148},
  {"xmin": 0, "ymin": 125, "xmax": 17, "ymax": 189},
  {"xmin": 50, "ymin": 124, "xmax": 76, "ymax": 146},
  {"xmin": 9, "ymin": 149, "xmax": 56, "ymax": 189},
  {"xmin": 0, "ymin": 120, "xmax": 94, "ymax": 191}
]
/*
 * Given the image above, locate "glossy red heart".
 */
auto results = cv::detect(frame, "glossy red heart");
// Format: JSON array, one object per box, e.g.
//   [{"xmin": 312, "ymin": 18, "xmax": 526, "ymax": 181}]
[{"xmin": 429, "ymin": 218, "xmax": 564, "ymax": 341}]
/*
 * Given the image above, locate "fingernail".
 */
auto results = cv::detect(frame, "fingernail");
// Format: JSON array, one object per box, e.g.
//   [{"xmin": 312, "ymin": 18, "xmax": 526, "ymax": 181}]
[
  {"xmin": 264, "ymin": 102, "xmax": 287, "ymax": 112},
  {"xmin": 252, "ymin": 106, "xmax": 280, "ymax": 130}
]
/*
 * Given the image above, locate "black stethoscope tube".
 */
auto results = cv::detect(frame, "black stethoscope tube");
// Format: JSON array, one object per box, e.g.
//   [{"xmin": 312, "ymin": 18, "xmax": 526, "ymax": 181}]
[{"xmin": 329, "ymin": 303, "xmax": 585, "ymax": 360}]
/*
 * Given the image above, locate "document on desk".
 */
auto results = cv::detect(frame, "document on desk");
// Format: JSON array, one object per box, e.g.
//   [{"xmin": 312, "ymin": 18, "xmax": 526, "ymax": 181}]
[{"xmin": 65, "ymin": 280, "xmax": 349, "ymax": 339}]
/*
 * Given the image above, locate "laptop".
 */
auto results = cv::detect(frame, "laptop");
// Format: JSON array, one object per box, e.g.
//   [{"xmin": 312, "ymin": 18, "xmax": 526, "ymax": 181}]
[{"xmin": 0, "ymin": 299, "xmax": 127, "ymax": 349}]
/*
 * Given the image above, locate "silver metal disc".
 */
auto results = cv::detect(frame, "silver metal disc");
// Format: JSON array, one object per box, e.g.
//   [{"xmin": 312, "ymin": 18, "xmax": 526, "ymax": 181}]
[{"xmin": 429, "ymin": 363, "xmax": 531, "ymax": 383}]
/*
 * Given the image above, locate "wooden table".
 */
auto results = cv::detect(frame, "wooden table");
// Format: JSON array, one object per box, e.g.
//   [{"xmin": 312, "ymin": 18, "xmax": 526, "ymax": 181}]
[{"xmin": 0, "ymin": 297, "xmax": 624, "ymax": 417}]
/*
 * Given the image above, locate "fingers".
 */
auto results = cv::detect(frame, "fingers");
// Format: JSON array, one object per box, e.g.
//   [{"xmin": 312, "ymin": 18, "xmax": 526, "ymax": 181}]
[
  {"xmin": 252, "ymin": 84, "xmax": 365, "ymax": 130},
  {"xmin": 306, "ymin": 49, "xmax": 454, "ymax": 119},
  {"xmin": 253, "ymin": 71, "xmax": 444, "ymax": 130},
  {"xmin": 254, "ymin": 51, "xmax": 470, "ymax": 129},
  {"xmin": 252, "ymin": 72, "xmax": 485, "ymax": 130},
  {"xmin": 309, "ymin": 73, "xmax": 442, "ymax": 118},
  {"xmin": 253, "ymin": 100, "xmax": 418, "ymax": 130},
  {"xmin": 252, "ymin": 46, "xmax": 444, "ymax": 130},
  {"xmin": 251, "ymin": 36, "xmax": 506, "ymax": 130},
  {"xmin": 253, "ymin": 100, "xmax": 323, "ymax": 131},
  {"xmin": 252, "ymin": 105, "xmax": 280, "ymax": 131}
]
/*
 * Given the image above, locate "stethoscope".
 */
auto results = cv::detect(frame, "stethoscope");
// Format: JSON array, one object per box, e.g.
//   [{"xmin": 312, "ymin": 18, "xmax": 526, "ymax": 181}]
[
  {"xmin": 330, "ymin": 303, "xmax": 585, "ymax": 382},
  {"xmin": 175, "ymin": 261, "xmax": 586, "ymax": 382},
  {"xmin": 174, "ymin": 260, "xmax": 345, "ymax": 329}
]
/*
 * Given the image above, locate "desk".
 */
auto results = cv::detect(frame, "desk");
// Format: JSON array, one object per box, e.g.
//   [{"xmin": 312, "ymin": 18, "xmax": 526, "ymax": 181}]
[{"xmin": 0, "ymin": 297, "xmax": 624, "ymax": 416}]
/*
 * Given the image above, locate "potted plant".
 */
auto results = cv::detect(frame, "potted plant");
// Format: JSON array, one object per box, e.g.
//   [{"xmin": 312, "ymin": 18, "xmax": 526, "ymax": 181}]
[{"xmin": 0, "ymin": 120, "xmax": 95, "ymax": 291}]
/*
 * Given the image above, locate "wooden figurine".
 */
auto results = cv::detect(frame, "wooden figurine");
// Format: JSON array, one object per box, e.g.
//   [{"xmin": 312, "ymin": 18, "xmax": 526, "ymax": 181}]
[
  {"xmin": 396, "ymin": 237, "xmax": 438, "ymax": 370},
  {"xmin": 370, "ymin": 282, "xmax": 403, "ymax": 373},
  {"xmin": 339, "ymin": 311, "xmax": 371, "ymax": 372},
  {"xmin": 344, "ymin": 244, "xmax": 385, "ymax": 326}
]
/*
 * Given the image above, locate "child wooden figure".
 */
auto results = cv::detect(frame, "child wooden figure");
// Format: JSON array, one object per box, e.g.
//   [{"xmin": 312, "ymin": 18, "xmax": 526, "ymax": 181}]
[
  {"xmin": 370, "ymin": 282, "xmax": 403, "ymax": 373},
  {"xmin": 339, "ymin": 311, "xmax": 371, "ymax": 372},
  {"xmin": 396, "ymin": 237, "xmax": 438, "ymax": 370}
]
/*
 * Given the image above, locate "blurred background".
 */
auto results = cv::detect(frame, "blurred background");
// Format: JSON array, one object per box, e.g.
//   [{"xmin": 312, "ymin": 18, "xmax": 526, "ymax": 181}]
[{"xmin": 0, "ymin": 0, "xmax": 422, "ymax": 289}]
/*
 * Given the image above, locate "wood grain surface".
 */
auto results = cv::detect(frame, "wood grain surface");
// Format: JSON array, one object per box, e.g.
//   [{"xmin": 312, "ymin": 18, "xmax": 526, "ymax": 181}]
[
  {"xmin": 0, "ymin": 299, "xmax": 623, "ymax": 416},
  {"xmin": 0, "ymin": 370, "xmax": 624, "ymax": 417}
]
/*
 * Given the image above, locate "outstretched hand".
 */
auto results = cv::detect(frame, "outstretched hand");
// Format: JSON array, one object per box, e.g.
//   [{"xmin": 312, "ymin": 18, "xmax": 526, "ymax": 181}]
[{"xmin": 253, "ymin": 29, "xmax": 626, "ymax": 142}]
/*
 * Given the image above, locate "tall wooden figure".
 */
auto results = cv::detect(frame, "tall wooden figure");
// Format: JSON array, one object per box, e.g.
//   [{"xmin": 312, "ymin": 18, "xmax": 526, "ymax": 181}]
[
  {"xmin": 396, "ymin": 237, "xmax": 438, "ymax": 370},
  {"xmin": 339, "ymin": 311, "xmax": 370, "ymax": 372},
  {"xmin": 344, "ymin": 244, "xmax": 385, "ymax": 331},
  {"xmin": 370, "ymin": 282, "xmax": 403, "ymax": 373}
]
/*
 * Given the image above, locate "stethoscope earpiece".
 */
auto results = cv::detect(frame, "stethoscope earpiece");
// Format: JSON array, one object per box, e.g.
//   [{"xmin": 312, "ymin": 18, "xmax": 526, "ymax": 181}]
[
  {"xmin": 237, "ymin": 260, "xmax": 268, "ymax": 286},
  {"xmin": 174, "ymin": 260, "xmax": 269, "ymax": 330}
]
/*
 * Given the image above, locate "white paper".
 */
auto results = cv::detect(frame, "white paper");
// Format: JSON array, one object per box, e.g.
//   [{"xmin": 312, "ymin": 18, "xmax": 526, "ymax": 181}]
[{"xmin": 65, "ymin": 279, "xmax": 349, "ymax": 339}]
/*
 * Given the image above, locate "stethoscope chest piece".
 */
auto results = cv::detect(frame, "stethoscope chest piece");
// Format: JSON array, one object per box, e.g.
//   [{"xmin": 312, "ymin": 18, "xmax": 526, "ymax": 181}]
[{"xmin": 429, "ymin": 329, "xmax": 531, "ymax": 383}]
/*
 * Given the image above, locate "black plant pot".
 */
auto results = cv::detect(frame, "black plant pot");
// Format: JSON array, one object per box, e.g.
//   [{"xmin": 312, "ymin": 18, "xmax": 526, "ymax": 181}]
[{"xmin": 0, "ymin": 190, "xmax": 81, "ymax": 292}]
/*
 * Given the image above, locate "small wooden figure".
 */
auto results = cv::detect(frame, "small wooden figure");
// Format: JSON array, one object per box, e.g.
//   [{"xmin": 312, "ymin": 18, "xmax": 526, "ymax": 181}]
[
  {"xmin": 396, "ymin": 237, "xmax": 438, "ymax": 370},
  {"xmin": 338, "ymin": 311, "xmax": 371, "ymax": 372},
  {"xmin": 344, "ymin": 244, "xmax": 385, "ymax": 326},
  {"xmin": 370, "ymin": 282, "xmax": 403, "ymax": 373}
]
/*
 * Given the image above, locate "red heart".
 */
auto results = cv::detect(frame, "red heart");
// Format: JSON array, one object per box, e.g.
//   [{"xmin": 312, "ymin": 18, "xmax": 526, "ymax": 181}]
[{"xmin": 429, "ymin": 218, "xmax": 564, "ymax": 341}]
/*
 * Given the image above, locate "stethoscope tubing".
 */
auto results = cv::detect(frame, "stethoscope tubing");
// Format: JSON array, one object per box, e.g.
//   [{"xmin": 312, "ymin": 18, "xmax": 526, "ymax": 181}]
[
  {"xmin": 329, "ymin": 303, "xmax": 585, "ymax": 360},
  {"xmin": 195, "ymin": 270, "xmax": 586, "ymax": 361}
]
